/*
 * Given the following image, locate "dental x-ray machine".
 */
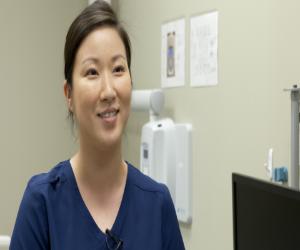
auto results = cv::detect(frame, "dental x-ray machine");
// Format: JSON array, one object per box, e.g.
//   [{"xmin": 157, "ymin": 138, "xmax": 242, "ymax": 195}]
[{"xmin": 131, "ymin": 89, "xmax": 192, "ymax": 224}]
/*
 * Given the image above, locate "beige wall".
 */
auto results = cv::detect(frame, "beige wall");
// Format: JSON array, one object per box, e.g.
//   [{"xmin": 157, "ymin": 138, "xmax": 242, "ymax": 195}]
[
  {"xmin": 0, "ymin": 1, "xmax": 87, "ymax": 235},
  {"xmin": 119, "ymin": 0, "xmax": 300, "ymax": 249}
]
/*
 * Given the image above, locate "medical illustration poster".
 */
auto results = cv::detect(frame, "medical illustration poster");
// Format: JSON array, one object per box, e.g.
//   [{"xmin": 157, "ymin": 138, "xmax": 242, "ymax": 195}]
[
  {"xmin": 161, "ymin": 18, "xmax": 185, "ymax": 88},
  {"xmin": 190, "ymin": 11, "xmax": 218, "ymax": 87}
]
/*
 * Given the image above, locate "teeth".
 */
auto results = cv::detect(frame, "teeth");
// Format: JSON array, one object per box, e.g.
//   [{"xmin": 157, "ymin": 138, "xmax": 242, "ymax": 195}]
[{"xmin": 99, "ymin": 111, "xmax": 117, "ymax": 118}]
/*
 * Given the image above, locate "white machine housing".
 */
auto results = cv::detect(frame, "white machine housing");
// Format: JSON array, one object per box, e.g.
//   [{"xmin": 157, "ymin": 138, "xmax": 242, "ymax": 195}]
[
  {"xmin": 140, "ymin": 119, "xmax": 192, "ymax": 224},
  {"xmin": 140, "ymin": 119, "xmax": 176, "ymax": 198},
  {"xmin": 132, "ymin": 89, "xmax": 192, "ymax": 224}
]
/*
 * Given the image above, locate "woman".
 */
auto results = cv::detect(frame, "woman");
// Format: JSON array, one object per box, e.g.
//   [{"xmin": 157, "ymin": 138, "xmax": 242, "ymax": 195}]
[{"xmin": 10, "ymin": 1, "xmax": 185, "ymax": 249}]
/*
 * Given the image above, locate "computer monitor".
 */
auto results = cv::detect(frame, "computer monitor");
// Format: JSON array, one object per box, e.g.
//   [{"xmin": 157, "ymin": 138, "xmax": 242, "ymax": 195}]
[{"xmin": 232, "ymin": 173, "xmax": 300, "ymax": 250}]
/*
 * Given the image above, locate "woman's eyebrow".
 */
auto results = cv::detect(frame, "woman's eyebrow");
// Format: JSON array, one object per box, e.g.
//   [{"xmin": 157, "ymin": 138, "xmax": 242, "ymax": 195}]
[
  {"xmin": 81, "ymin": 54, "xmax": 126, "ymax": 65},
  {"xmin": 81, "ymin": 57, "xmax": 99, "ymax": 65},
  {"xmin": 112, "ymin": 54, "xmax": 126, "ymax": 62}
]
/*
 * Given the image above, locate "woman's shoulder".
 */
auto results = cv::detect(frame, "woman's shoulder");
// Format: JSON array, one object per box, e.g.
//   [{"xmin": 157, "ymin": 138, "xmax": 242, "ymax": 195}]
[
  {"xmin": 126, "ymin": 162, "xmax": 169, "ymax": 196},
  {"xmin": 26, "ymin": 160, "xmax": 69, "ymax": 193}
]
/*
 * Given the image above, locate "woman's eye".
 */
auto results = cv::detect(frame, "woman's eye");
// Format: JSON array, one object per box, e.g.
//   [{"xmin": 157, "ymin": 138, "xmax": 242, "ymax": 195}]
[
  {"xmin": 86, "ymin": 68, "xmax": 98, "ymax": 76},
  {"xmin": 113, "ymin": 66, "xmax": 125, "ymax": 74}
]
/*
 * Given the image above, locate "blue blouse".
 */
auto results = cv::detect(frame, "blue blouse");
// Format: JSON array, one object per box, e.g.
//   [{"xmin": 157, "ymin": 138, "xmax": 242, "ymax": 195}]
[{"xmin": 10, "ymin": 160, "xmax": 185, "ymax": 250}]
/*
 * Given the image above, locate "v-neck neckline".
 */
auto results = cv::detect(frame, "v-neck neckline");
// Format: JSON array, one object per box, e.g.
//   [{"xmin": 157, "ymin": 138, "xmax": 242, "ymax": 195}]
[{"xmin": 65, "ymin": 160, "xmax": 130, "ymax": 244}]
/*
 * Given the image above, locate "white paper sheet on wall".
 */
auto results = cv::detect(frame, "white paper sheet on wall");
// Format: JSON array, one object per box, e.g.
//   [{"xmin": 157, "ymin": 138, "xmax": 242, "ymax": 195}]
[
  {"xmin": 161, "ymin": 18, "xmax": 185, "ymax": 88},
  {"xmin": 190, "ymin": 11, "xmax": 218, "ymax": 87}
]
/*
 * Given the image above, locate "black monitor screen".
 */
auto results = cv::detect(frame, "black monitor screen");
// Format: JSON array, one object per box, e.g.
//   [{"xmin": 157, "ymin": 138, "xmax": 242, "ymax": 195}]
[{"xmin": 232, "ymin": 173, "xmax": 300, "ymax": 250}]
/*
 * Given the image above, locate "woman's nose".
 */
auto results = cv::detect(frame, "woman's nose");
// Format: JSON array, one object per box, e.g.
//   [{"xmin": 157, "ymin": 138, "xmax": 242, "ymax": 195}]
[{"xmin": 99, "ymin": 72, "xmax": 116, "ymax": 103}]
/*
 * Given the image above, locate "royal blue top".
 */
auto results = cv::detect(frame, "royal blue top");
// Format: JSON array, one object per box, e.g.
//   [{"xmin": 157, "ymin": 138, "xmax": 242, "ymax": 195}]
[{"xmin": 10, "ymin": 160, "xmax": 185, "ymax": 250}]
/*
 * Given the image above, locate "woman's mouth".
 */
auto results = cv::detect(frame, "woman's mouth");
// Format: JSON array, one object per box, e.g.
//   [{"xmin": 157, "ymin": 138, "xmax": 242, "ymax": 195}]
[
  {"xmin": 97, "ymin": 108, "xmax": 120, "ymax": 124},
  {"xmin": 98, "ymin": 110, "xmax": 119, "ymax": 118}
]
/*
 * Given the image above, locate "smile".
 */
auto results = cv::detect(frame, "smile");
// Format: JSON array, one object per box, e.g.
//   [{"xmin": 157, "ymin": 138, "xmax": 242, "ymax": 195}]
[{"xmin": 97, "ymin": 109, "xmax": 119, "ymax": 118}]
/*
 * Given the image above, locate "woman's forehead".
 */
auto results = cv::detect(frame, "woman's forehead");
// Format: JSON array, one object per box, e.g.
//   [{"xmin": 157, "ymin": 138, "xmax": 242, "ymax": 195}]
[{"xmin": 76, "ymin": 27, "xmax": 126, "ymax": 62}]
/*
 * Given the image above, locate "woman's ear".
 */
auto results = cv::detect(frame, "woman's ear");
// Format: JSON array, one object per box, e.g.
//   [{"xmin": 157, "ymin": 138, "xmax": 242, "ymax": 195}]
[{"xmin": 63, "ymin": 81, "xmax": 73, "ymax": 112}]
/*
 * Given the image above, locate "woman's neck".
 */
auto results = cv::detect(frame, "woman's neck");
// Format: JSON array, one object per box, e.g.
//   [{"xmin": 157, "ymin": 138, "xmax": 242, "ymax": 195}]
[{"xmin": 71, "ymin": 138, "xmax": 126, "ymax": 192}]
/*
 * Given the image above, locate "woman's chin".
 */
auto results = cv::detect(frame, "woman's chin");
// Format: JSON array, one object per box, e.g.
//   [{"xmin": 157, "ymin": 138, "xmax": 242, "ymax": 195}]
[{"xmin": 95, "ymin": 131, "xmax": 122, "ymax": 148}]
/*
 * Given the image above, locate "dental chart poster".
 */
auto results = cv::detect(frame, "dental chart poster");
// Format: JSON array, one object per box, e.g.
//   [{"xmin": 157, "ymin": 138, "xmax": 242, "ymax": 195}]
[
  {"xmin": 161, "ymin": 18, "xmax": 185, "ymax": 88},
  {"xmin": 190, "ymin": 11, "xmax": 218, "ymax": 87}
]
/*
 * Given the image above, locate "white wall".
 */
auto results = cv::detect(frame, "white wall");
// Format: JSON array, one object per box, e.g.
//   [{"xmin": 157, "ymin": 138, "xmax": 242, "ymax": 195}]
[{"xmin": 119, "ymin": 0, "xmax": 299, "ymax": 249}]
